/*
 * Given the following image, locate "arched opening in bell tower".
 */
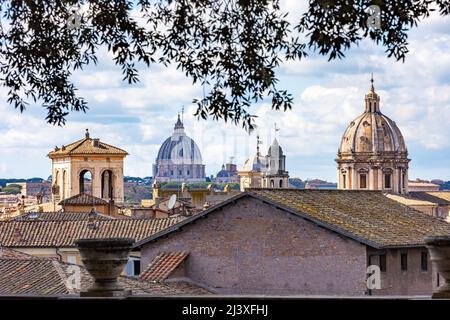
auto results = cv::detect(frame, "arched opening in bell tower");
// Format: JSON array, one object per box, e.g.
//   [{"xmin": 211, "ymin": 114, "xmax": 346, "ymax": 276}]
[
  {"xmin": 101, "ymin": 170, "xmax": 114, "ymax": 201},
  {"xmin": 79, "ymin": 170, "xmax": 93, "ymax": 194}
]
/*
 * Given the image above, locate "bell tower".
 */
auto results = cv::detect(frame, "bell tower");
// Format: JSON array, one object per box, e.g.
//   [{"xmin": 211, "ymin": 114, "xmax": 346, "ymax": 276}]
[{"xmin": 48, "ymin": 129, "xmax": 128, "ymax": 205}]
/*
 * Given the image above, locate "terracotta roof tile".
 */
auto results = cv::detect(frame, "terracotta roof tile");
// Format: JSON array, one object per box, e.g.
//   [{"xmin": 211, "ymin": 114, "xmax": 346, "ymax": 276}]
[
  {"xmin": 0, "ymin": 217, "xmax": 181, "ymax": 248},
  {"xmin": 58, "ymin": 193, "xmax": 110, "ymax": 206},
  {"xmin": 0, "ymin": 250, "xmax": 209, "ymax": 296},
  {"xmin": 135, "ymin": 190, "xmax": 450, "ymax": 249},
  {"xmin": 0, "ymin": 247, "xmax": 37, "ymax": 260},
  {"xmin": 48, "ymin": 137, "xmax": 128, "ymax": 157},
  {"xmin": 12, "ymin": 211, "xmax": 114, "ymax": 222},
  {"xmin": 410, "ymin": 191, "xmax": 450, "ymax": 205},
  {"xmin": 140, "ymin": 251, "xmax": 189, "ymax": 282},
  {"xmin": 384, "ymin": 193, "xmax": 436, "ymax": 206},
  {"xmin": 248, "ymin": 189, "xmax": 450, "ymax": 248}
]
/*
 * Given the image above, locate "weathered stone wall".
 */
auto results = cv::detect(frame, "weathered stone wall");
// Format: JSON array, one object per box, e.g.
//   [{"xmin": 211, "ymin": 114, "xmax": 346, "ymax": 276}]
[{"xmin": 141, "ymin": 196, "xmax": 368, "ymax": 295}]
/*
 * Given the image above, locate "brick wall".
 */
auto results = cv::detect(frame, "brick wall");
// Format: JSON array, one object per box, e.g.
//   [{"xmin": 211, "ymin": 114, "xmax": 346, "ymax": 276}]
[
  {"xmin": 141, "ymin": 196, "xmax": 368, "ymax": 295},
  {"xmin": 367, "ymin": 247, "xmax": 433, "ymax": 296}
]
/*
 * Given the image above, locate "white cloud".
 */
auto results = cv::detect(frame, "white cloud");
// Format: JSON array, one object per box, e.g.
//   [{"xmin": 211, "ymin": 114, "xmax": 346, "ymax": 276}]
[{"xmin": 0, "ymin": 8, "xmax": 450, "ymax": 181}]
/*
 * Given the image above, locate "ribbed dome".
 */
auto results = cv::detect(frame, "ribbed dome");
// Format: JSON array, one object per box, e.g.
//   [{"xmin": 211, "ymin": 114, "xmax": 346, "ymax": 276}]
[
  {"xmin": 155, "ymin": 115, "xmax": 203, "ymax": 164},
  {"xmin": 339, "ymin": 83, "xmax": 407, "ymax": 155}
]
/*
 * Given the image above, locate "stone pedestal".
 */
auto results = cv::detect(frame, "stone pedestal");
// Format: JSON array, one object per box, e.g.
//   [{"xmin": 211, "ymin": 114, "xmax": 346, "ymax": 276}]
[
  {"xmin": 425, "ymin": 236, "xmax": 450, "ymax": 299},
  {"xmin": 75, "ymin": 238, "xmax": 135, "ymax": 297}
]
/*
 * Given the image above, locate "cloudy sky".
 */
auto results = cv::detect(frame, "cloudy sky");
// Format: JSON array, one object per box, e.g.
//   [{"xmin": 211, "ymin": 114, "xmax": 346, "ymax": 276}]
[{"xmin": 1, "ymin": 1, "xmax": 450, "ymax": 182}]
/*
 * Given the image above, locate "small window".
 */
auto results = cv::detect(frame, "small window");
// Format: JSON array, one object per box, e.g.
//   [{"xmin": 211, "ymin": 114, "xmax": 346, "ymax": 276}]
[
  {"xmin": 402, "ymin": 173, "xmax": 405, "ymax": 188},
  {"xmin": 279, "ymin": 180, "xmax": 283, "ymax": 188},
  {"xmin": 67, "ymin": 255, "xmax": 77, "ymax": 264},
  {"xmin": 170, "ymin": 170, "xmax": 174, "ymax": 176},
  {"xmin": 178, "ymin": 170, "xmax": 182, "ymax": 175},
  {"xmin": 379, "ymin": 254, "xmax": 387, "ymax": 272},
  {"xmin": 401, "ymin": 253, "xmax": 408, "ymax": 271},
  {"xmin": 187, "ymin": 170, "xmax": 190, "ymax": 175},
  {"xmin": 270, "ymin": 180, "xmax": 274, "ymax": 188},
  {"xmin": 134, "ymin": 260, "xmax": 141, "ymax": 275},
  {"xmin": 384, "ymin": 174, "xmax": 391, "ymax": 189},
  {"xmin": 342, "ymin": 174, "xmax": 346, "ymax": 189},
  {"xmin": 360, "ymin": 174, "xmax": 367, "ymax": 189},
  {"xmin": 421, "ymin": 252, "xmax": 428, "ymax": 272}
]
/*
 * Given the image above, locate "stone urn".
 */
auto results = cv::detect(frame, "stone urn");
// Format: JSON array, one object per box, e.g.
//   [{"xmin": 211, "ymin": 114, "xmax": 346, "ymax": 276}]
[
  {"xmin": 75, "ymin": 238, "xmax": 135, "ymax": 297},
  {"xmin": 425, "ymin": 235, "xmax": 450, "ymax": 299}
]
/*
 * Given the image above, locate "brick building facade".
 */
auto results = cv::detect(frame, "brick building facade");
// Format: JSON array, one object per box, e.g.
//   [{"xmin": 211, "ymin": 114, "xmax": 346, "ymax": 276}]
[{"xmin": 135, "ymin": 189, "xmax": 450, "ymax": 296}]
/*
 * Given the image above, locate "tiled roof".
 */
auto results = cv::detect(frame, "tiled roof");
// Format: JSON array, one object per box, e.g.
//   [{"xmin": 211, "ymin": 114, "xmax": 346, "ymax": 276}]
[
  {"xmin": 58, "ymin": 193, "xmax": 110, "ymax": 206},
  {"xmin": 410, "ymin": 192, "xmax": 450, "ymax": 205},
  {"xmin": 384, "ymin": 193, "xmax": 436, "ymax": 206},
  {"xmin": 0, "ymin": 250, "xmax": 210, "ymax": 296},
  {"xmin": 248, "ymin": 189, "xmax": 450, "ymax": 248},
  {"xmin": 12, "ymin": 211, "xmax": 115, "ymax": 222},
  {"xmin": 134, "ymin": 190, "xmax": 450, "ymax": 249},
  {"xmin": 0, "ymin": 217, "xmax": 181, "ymax": 248},
  {"xmin": 47, "ymin": 137, "xmax": 128, "ymax": 157},
  {"xmin": 0, "ymin": 247, "xmax": 37, "ymax": 260},
  {"xmin": 140, "ymin": 251, "xmax": 189, "ymax": 282},
  {"xmin": 429, "ymin": 192, "xmax": 450, "ymax": 202}
]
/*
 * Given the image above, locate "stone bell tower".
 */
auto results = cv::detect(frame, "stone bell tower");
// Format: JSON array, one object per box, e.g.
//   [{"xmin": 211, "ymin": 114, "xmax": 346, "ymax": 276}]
[{"xmin": 47, "ymin": 129, "xmax": 128, "ymax": 205}]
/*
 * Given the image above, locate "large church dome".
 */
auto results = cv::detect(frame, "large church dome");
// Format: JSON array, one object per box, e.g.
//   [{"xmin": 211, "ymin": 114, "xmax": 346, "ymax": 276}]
[
  {"xmin": 336, "ymin": 76, "xmax": 410, "ymax": 194},
  {"xmin": 339, "ymin": 104, "xmax": 407, "ymax": 154},
  {"xmin": 153, "ymin": 115, "xmax": 205, "ymax": 182},
  {"xmin": 156, "ymin": 116, "xmax": 203, "ymax": 164}
]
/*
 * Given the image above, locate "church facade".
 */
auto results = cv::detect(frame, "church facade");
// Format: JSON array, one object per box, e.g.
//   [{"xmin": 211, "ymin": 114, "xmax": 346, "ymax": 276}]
[
  {"xmin": 336, "ymin": 78, "xmax": 410, "ymax": 194},
  {"xmin": 238, "ymin": 137, "xmax": 289, "ymax": 191},
  {"xmin": 153, "ymin": 115, "xmax": 206, "ymax": 183}
]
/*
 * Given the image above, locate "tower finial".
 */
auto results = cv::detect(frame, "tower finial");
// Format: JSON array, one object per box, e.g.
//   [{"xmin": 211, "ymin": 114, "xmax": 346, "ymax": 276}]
[
  {"xmin": 370, "ymin": 73, "xmax": 375, "ymax": 92},
  {"xmin": 85, "ymin": 128, "xmax": 90, "ymax": 139},
  {"xmin": 182, "ymin": 105, "xmax": 184, "ymax": 123}
]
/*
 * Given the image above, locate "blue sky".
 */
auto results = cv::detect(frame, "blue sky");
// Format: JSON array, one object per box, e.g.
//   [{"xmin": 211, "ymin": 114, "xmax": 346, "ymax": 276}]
[{"xmin": 1, "ymin": 1, "xmax": 450, "ymax": 182}]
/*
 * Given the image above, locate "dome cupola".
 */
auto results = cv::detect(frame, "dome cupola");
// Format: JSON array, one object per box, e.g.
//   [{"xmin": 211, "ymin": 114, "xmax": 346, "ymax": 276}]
[{"xmin": 336, "ymin": 75, "xmax": 410, "ymax": 194}]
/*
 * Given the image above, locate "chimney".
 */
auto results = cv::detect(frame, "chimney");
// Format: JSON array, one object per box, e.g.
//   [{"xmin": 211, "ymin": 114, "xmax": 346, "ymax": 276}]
[{"xmin": 92, "ymin": 139, "xmax": 100, "ymax": 148}]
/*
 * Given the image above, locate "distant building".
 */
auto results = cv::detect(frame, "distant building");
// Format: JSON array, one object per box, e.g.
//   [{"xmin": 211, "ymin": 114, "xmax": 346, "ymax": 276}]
[
  {"xmin": 304, "ymin": 179, "xmax": 337, "ymax": 190},
  {"xmin": 214, "ymin": 163, "xmax": 239, "ymax": 184},
  {"xmin": 288, "ymin": 178, "xmax": 306, "ymax": 189},
  {"xmin": 238, "ymin": 136, "xmax": 289, "ymax": 191},
  {"xmin": 153, "ymin": 115, "xmax": 206, "ymax": 183},
  {"xmin": 336, "ymin": 77, "xmax": 409, "ymax": 194},
  {"xmin": 6, "ymin": 181, "xmax": 51, "ymax": 198},
  {"xmin": 408, "ymin": 180, "xmax": 440, "ymax": 192}
]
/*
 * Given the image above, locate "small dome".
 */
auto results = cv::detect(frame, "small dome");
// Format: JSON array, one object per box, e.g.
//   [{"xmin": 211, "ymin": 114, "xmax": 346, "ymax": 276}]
[
  {"xmin": 339, "ymin": 83, "xmax": 407, "ymax": 155},
  {"xmin": 242, "ymin": 154, "xmax": 265, "ymax": 171},
  {"xmin": 217, "ymin": 165, "xmax": 233, "ymax": 177}
]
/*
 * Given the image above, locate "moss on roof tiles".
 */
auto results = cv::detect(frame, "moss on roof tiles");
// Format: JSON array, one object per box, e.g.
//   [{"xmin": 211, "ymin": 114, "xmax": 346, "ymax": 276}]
[{"xmin": 248, "ymin": 189, "xmax": 450, "ymax": 248}]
